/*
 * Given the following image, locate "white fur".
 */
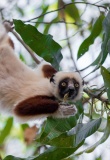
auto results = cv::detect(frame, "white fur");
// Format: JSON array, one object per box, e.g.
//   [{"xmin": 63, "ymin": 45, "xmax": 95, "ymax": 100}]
[
  {"xmin": 0, "ymin": 24, "xmax": 6, "ymax": 38},
  {"xmin": 0, "ymin": 32, "xmax": 53, "ymax": 117},
  {"xmin": 0, "ymin": 24, "xmax": 9, "ymax": 45},
  {"xmin": 34, "ymin": 60, "xmax": 51, "ymax": 78},
  {"xmin": 0, "ymin": 24, "xmax": 83, "ymax": 123}
]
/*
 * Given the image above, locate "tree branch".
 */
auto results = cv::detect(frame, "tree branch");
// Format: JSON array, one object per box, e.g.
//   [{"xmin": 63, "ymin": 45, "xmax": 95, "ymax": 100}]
[
  {"xmin": 11, "ymin": 30, "xmax": 40, "ymax": 64},
  {"xmin": 24, "ymin": 2, "xmax": 107, "ymax": 23},
  {"xmin": 84, "ymin": 88, "xmax": 109, "ymax": 105},
  {"xmin": 4, "ymin": 21, "xmax": 41, "ymax": 64},
  {"xmin": 30, "ymin": 21, "xmax": 77, "ymax": 25}
]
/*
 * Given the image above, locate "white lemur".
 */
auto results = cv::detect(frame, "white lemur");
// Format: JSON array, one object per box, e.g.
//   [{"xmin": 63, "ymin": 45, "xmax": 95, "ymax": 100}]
[{"xmin": 0, "ymin": 23, "xmax": 83, "ymax": 123}]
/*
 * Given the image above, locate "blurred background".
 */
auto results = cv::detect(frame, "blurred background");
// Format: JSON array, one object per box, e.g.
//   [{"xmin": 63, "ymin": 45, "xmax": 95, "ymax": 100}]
[{"xmin": 0, "ymin": 0, "xmax": 110, "ymax": 160}]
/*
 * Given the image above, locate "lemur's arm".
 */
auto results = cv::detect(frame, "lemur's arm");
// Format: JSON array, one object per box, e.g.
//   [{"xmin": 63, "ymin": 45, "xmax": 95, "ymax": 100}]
[
  {"xmin": 14, "ymin": 96, "xmax": 58, "ymax": 116},
  {"xmin": 14, "ymin": 96, "xmax": 77, "ymax": 119}
]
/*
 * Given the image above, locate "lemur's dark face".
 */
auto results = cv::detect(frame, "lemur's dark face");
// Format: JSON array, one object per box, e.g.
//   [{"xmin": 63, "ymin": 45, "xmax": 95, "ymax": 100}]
[
  {"xmin": 50, "ymin": 72, "xmax": 83, "ymax": 101},
  {"xmin": 58, "ymin": 78, "xmax": 80, "ymax": 100}
]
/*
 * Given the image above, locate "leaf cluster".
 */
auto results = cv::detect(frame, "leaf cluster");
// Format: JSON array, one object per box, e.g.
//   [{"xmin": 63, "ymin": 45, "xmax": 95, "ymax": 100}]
[{"xmin": 1, "ymin": 1, "xmax": 110, "ymax": 160}]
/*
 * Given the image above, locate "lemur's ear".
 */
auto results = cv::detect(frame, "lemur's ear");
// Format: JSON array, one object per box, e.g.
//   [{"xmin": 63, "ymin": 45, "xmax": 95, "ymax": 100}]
[
  {"xmin": 50, "ymin": 75, "xmax": 55, "ymax": 84},
  {"xmin": 42, "ymin": 64, "xmax": 57, "ymax": 78}
]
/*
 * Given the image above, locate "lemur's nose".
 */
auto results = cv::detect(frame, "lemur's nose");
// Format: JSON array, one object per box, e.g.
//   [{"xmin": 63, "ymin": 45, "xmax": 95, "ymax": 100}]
[
  {"xmin": 69, "ymin": 87, "xmax": 75, "ymax": 92},
  {"xmin": 69, "ymin": 87, "xmax": 74, "ymax": 90}
]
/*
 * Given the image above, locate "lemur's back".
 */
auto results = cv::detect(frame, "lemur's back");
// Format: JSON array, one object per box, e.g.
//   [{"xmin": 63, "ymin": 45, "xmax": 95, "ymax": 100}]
[{"xmin": 0, "ymin": 24, "xmax": 53, "ymax": 114}]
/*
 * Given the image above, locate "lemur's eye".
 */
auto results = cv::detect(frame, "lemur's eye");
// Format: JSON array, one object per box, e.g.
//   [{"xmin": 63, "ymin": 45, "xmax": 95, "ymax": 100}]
[
  {"xmin": 75, "ymin": 83, "xmax": 79, "ymax": 87},
  {"xmin": 61, "ymin": 82, "xmax": 66, "ymax": 87}
]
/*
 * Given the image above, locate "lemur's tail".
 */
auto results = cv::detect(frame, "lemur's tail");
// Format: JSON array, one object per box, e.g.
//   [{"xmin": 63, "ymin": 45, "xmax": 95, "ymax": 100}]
[{"xmin": 0, "ymin": 22, "xmax": 14, "ymax": 49}]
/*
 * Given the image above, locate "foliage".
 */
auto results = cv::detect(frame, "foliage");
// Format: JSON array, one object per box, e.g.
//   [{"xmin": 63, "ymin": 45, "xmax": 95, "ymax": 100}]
[
  {"xmin": 14, "ymin": 20, "xmax": 62, "ymax": 70},
  {"xmin": 0, "ymin": 0, "xmax": 110, "ymax": 160},
  {"xmin": 77, "ymin": 14, "xmax": 104, "ymax": 59}
]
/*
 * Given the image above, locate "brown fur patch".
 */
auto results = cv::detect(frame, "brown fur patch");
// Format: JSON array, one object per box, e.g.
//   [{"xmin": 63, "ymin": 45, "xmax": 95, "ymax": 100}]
[
  {"xmin": 42, "ymin": 65, "xmax": 57, "ymax": 78},
  {"xmin": 8, "ymin": 38, "xmax": 14, "ymax": 49},
  {"xmin": 14, "ymin": 96, "xmax": 59, "ymax": 116}
]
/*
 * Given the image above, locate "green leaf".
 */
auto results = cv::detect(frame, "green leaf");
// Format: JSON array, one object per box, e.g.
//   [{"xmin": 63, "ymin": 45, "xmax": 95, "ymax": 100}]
[
  {"xmin": 76, "ymin": 116, "xmax": 110, "ymax": 155},
  {"xmin": 85, "ymin": 116, "xmax": 110, "ymax": 153},
  {"xmin": 75, "ymin": 100, "xmax": 84, "ymax": 119},
  {"xmin": 101, "ymin": 66, "xmax": 110, "ymax": 102},
  {"xmin": 49, "ymin": 118, "xmax": 101, "ymax": 148},
  {"xmin": 92, "ymin": 11, "xmax": 110, "ymax": 70},
  {"xmin": 48, "ymin": 132, "xmax": 75, "ymax": 147},
  {"xmin": 34, "ymin": 141, "xmax": 84, "ymax": 160},
  {"xmin": 38, "ymin": 116, "xmax": 77, "ymax": 144},
  {"xmin": 38, "ymin": 101, "xmax": 83, "ymax": 145},
  {"xmin": 0, "ymin": 117, "xmax": 13, "ymax": 144},
  {"xmin": 65, "ymin": 4, "xmax": 80, "ymax": 22},
  {"xmin": 81, "ymin": 11, "xmax": 110, "ymax": 73},
  {"xmin": 4, "ymin": 119, "xmax": 101, "ymax": 160},
  {"xmin": 13, "ymin": 20, "xmax": 63, "ymax": 70},
  {"xmin": 77, "ymin": 14, "xmax": 104, "ymax": 59},
  {"xmin": 3, "ymin": 141, "xmax": 84, "ymax": 160},
  {"xmin": 95, "ymin": 11, "xmax": 110, "ymax": 66},
  {"xmin": 75, "ymin": 118, "xmax": 102, "ymax": 147},
  {"xmin": 3, "ymin": 155, "xmax": 24, "ymax": 160},
  {"xmin": 3, "ymin": 155, "xmax": 34, "ymax": 160}
]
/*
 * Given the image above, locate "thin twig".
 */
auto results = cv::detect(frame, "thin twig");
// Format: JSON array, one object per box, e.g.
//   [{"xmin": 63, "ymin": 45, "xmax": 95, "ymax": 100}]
[
  {"xmin": 82, "ymin": 97, "xmax": 90, "ymax": 104},
  {"xmin": 30, "ymin": 21, "xmax": 77, "ymax": 25},
  {"xmin": 61, "ymin": 29, "xmax": 83, "ymax": 41},
  {"xmin": 11, "ymin": 30, "xmax": 40, "ymax": 64},
  {"xmin": 24, "ymin": 2, "xmax": 107, "ymax": 23},
  {"xmin": 84, "ymin": 88, "xmax": 109, "ymax": 105},
  {"xmin": 80, "ymin": 4, "xmax": 87, "ymax": 18},
  {"xmin": 94, "ymin": 0, "xmax": 104, "ymax": 5}
]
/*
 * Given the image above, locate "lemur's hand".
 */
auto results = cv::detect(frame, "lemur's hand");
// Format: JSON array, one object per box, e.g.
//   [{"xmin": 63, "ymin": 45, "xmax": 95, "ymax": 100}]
[
  {"xmin": 60, "ymin": 104, "xmax": 77, "ymax": 117},
  {"xmin": 52, "ymin": 103, "xmax": 77, "ymax": 118}
]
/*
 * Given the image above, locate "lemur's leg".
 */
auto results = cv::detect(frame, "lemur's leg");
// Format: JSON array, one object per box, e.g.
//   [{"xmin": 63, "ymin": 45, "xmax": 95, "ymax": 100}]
[{"xmin": 14, "ymin": 96, "xmax": 77, "ymax": 118}]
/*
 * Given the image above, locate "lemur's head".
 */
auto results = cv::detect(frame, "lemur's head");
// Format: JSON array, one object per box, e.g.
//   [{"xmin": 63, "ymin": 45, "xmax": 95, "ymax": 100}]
[{"xmin": 50, "ymin": 72, "xmax": 83, "ymax": 102}]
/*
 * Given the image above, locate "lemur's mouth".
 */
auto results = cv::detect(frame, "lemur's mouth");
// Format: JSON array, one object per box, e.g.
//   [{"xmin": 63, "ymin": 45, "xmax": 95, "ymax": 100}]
[
  {"xmin": 63, "ymin": 92, "xmax": 69, "ymax": 101},
  {"xmin": 63, "ymin": 89, "xmax": 77, "ymax": 101}
]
